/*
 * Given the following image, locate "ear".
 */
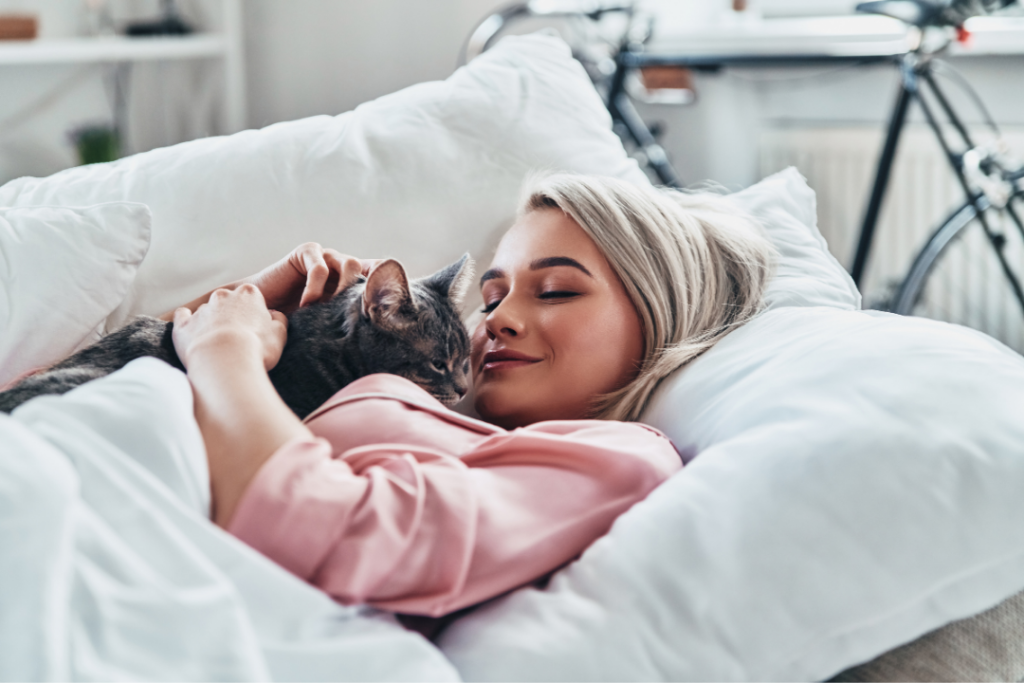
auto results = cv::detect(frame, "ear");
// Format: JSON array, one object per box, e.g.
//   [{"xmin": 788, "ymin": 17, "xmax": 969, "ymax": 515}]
[
  {"xmin": 425, "ymin": 253, "xmax": 475, "ymax": 308},
  {"xmin": 362, "ymin": 259, "xmax": 412, "ymax": 325}
]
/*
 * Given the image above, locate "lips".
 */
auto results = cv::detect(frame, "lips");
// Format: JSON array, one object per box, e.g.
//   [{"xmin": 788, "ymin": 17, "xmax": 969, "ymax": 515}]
[{"xmin": 480, "ymin": 348, "xmax": 542, "ymax": 373}]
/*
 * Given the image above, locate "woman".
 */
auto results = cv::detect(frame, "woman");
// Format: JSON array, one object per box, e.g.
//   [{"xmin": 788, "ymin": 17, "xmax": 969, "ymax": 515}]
[{"xmin": 170, "ymin": 173, "xmax": 776, "ymax": 617}]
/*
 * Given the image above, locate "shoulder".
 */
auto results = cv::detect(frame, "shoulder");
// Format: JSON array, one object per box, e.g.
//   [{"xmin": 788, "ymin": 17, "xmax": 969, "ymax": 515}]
[
  {"xmin": 508, "ymin": 419, "xmax": 683, "ymax": 478},
  {"xmin": 338, "ymin": 373, "xmax": 435, "ymax": 401},
  {"xmin": 303, "ymin": 373, "xmax": 502, "ymax": 437}
]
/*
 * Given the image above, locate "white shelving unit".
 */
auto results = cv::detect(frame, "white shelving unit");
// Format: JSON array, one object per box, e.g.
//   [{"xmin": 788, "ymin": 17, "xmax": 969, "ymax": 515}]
[{"xmin": 0, "ymin": 0, "xmax": 245, "ymax": 134}]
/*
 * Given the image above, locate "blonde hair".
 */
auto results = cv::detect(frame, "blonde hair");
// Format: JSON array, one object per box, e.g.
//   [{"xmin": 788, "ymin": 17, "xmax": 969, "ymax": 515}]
[{"xmin": 520, "ymin": 173, "xmax": 777, "ymax": 422}]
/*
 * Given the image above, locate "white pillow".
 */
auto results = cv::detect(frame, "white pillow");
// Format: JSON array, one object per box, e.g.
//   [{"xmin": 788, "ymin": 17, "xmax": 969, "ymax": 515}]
[
  {"xmin": 438, "ymin": 173, "xmax": 1024, "ymax": 681},
  {"xmin": 0, "ymin": 203, "xmax": 151, "ymax": 387},
  {"xmin": 732, "ymin": 167, "xmax": 861, "ymax": 311},
  {"xmin": 0, "ymin": 34, "xmax": 646, "ymax": 331}
]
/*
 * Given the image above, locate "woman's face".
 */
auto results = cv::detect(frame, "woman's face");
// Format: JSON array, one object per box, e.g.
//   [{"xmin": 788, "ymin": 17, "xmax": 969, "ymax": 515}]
[{"xmin": 471, "ymin": 208, "xmax": 644, "ymax": 428}]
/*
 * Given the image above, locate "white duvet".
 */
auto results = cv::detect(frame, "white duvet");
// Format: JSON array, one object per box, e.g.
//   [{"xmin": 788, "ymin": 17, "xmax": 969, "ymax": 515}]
[{"xmin": 0, "ymin": 359, "xmax": 457, "ymax": 682}]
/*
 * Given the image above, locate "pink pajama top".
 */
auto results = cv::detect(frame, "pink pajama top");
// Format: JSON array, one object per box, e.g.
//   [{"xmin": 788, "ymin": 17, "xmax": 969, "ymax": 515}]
[{"xmin": 228, "ymin": 374, "xmax": 681, "ymax": 617}]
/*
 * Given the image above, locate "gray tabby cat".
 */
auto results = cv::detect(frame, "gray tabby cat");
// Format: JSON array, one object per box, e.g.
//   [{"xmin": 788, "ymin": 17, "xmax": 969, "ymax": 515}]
[{"xmin": 0, "ymin": 255, "xmax": 474, "ymax": 419}]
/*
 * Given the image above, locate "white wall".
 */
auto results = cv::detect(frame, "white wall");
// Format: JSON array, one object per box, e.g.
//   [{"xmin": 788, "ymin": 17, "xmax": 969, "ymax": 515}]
[{"xmin": 243, "ymin": 0, "xmax": 504, "ymax": 128}]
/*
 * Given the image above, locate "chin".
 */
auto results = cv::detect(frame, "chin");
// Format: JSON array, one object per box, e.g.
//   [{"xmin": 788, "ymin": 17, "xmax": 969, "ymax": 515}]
[{"xmin": 474, "ymin": 389, "xmax": 534, "ymax": 430}]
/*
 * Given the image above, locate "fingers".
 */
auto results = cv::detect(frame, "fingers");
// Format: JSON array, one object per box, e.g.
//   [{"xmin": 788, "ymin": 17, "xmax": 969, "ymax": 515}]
[
  {"xmin": 173, "ymin": 306, "xmax": 193, "ymax": 327},
  {"xmin": 172, "ymin": 285, "xmax": 284, "ymax": 371},
  {"xmin": 269, "ymin": 309, "xmax": 288, "ymax": 327},
  {"xmin": 335, "ymin": 252, "xmax": 365, "ymax": 295},
  {"xmin": 360, "ymin": 258, "xmax": 382, "ymax": 277},
  {"xmin": 283, "ymin": 243, "xmax": 381, "ymax": 309},
  {"xmin": 320, "ymin": 249, "xmax": 351, "ymax": 296},
  {"xmin": 298, "ymin": 246, "xmax": 331, "ymax": 309}
]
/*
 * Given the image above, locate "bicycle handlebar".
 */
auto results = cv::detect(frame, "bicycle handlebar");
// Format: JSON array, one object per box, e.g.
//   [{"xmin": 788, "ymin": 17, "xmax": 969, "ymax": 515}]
[
  {"xmin": 856, "ymin": 0, "xmax": 1017, "ymax": 29},
  {"xmin": 942, "ymin": 0, "xmax": 1018, "ymax": 26},
  {"xmin": 458, "ymin": 0, "xmax": 633, "ymax": 66}
]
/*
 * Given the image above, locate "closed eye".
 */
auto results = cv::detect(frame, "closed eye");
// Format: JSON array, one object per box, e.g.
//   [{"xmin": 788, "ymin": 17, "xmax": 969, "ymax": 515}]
[
  {"xmin": 481, "ymin": 299, "xmax": 502, "ymax": 314},
  {"xmin": 539, "ymin": 291, "xmax": 580, "ymax": 301}
]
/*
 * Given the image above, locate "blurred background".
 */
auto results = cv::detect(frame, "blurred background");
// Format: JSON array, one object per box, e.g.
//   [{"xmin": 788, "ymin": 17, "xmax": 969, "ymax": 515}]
[{"xmin": 1, "ymin": 0, "xmax": 1022, "ymax": 304}]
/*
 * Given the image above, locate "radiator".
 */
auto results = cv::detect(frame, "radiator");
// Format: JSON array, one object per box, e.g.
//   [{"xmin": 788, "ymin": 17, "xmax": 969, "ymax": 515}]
[{"xmin": 759, "ymin": 124, "xmax": 1024, "ymax": 353}]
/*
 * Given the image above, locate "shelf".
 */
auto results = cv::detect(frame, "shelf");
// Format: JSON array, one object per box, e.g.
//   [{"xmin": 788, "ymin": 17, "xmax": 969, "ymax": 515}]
[
  {"xmin": 0, "ymin": 34, "xmax": 228, "ymax": 66},
  {"xmin": 647, "ymin": 16, "xmax": 913, "ymax": 59},
  {"xmin": 646, "ymin": 14, "xmax": 1024, "ymax": 60}
]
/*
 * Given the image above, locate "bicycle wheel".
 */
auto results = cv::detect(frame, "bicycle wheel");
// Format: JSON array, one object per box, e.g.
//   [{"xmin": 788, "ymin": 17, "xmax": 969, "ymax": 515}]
[{"xmin": 891, "ymin": 189, "xmax": 1024, "ymax": 354}]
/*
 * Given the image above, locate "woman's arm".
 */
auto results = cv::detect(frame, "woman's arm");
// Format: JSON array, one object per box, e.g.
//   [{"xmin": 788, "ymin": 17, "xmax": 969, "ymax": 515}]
[
  {"xmin": 159, "ymin": 243, "xmax": 378, "ymax": 321},
  {"xmin": 225, "ymin": 385, "xmax": 682, "ymax": 617},
  {"xmin": 171, "ymin": 284, "xmax": 312, "ymax": 527}
]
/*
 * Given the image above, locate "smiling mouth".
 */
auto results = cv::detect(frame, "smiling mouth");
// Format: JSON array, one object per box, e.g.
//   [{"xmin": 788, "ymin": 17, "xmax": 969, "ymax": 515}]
[{"xmin": 480, "ymin": 349, "xmax": 542, "ymax": 373}]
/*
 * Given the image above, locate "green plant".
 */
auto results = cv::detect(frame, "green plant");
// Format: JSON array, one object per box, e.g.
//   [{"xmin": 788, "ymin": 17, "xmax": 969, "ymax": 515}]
[{"xmin": 69, "ymin": 124, "xmax": 120, "ymax": 165}]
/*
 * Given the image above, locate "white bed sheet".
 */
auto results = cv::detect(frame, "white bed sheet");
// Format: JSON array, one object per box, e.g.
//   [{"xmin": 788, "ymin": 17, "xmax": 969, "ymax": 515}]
[{"xmin": 0, "ymin": 358, "xmax": 457, "ymax": 682}]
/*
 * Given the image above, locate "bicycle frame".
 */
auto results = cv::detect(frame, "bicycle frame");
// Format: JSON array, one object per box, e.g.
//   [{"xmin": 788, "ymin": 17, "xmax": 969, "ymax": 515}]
[
  {"xmin": 606, "ymin": 50, "xmax": 682, "ymax": 187},
  {"xmin": 849, "ymin": 50, "xmax": 1024, "ymax": 316}
]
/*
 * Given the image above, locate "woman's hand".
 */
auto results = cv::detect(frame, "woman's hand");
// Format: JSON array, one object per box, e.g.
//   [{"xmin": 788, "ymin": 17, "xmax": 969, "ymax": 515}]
[
  {"xmin": 243, "ymin": 242, "xmax": 379, "ymax": 314},
  {"xmin": 158, "ymin": 243, "xmax": 379, "ymax": 321},
  {"xmin": 171, "ymin": 285, "xmax": 312, "ymax": 529},
  {"xmin": 172, "ymin": 284, "xmax": 288, "ymax": 371}
]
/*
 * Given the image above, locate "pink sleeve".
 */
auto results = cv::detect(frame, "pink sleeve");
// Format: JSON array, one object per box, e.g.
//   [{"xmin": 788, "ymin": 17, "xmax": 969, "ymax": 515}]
[{"xmin": 228, "ymin": 421, "xmax": 680, "ymax": 617}]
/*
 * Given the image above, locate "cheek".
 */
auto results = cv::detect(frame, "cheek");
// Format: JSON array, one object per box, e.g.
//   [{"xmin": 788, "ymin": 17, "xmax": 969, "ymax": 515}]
[
  {"xmin": 470, "ymin": 322, "xmax": 487, "ymax": 377},
  {"xmin": 551, "ymin": 299, "xmax": 643, "ymax": 386}
]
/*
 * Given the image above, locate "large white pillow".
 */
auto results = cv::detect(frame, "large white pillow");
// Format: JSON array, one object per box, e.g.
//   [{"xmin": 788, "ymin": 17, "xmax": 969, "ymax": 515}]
[
  {"xmin": 438, "ymin": 172, "xmax": 1024, "ymax": 681},
  {"xmin": 0, "ymin": 203, "xmax": 151, "ymax": 387},
  {"xmin": 0, "ymin": 34, "xmax": 646, "ymax": 331}
]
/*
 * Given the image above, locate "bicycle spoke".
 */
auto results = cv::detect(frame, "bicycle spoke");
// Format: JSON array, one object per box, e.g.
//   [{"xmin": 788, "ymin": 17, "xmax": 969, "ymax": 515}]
[{"xmin": 899, "ymin": 193, "xmax": 1024, "ymax": 354}]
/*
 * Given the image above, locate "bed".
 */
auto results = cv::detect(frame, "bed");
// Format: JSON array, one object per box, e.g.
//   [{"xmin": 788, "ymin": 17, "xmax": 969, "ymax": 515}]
[{"xmin": 3, "ymin": 33, "xmax": 1024, "ymax": 681}]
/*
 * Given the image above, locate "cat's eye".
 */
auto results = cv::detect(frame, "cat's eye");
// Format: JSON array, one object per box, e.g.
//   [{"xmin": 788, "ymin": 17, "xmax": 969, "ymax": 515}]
[{"xmin": 431, "ymin": 360, "xmax": 447, "ymax": 372}]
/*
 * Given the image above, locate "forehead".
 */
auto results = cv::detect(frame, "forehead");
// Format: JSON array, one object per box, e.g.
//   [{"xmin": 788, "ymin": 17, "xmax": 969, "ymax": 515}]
[{"xmin": 491, "ymin": 208, "xmax": 608, "ymax": 270}]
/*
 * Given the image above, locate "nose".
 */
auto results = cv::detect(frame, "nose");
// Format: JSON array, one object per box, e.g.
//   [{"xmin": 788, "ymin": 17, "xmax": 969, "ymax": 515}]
[
  {"xmin": 453, "ymin": 366, "xmax": 469, "ymax": 397},
  {"xmin": 484, "ymin": 297, "xmax": 525, "ymax": 340}
]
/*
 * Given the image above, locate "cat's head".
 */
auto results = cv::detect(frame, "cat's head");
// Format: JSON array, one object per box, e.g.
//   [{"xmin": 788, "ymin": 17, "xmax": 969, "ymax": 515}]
[{"xmin": 352, "ymin": 254, "xmax": 474, "ymax": 406}]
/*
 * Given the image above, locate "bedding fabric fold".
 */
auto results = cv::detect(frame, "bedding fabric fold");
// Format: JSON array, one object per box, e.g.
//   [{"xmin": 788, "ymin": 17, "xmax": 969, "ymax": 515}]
[{"xmin": 0, "ymin": 358, "xmax": 458, "ymax": 682}]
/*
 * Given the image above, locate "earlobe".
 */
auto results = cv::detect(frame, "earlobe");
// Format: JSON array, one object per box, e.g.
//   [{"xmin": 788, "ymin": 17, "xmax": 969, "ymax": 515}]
[{"xmin": 362, "ymin": 259, "xmax": 412, "ymax": 325}]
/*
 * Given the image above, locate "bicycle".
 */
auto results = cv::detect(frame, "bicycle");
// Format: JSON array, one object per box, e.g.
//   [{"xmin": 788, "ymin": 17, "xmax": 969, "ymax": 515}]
[
  {"xmin": 848, "ymin": 0, "xmax": 1024, "ymax": 349},
  {"xmin": 463, "ymin": 0, "xmax": 1024, "ymax": 350}
]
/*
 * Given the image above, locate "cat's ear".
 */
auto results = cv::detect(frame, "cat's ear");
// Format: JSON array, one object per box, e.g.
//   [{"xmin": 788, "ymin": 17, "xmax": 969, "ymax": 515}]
[
  {"xmin": 426, "ymin": 253, "xmax": 475, "ymax": 307},
  {"xmin": 362, "ymin": 259, "xmax": 412, "ymax": 326}
]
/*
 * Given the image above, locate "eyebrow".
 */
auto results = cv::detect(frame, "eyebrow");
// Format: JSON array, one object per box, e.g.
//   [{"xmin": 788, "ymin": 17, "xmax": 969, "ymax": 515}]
[
  {"xmin": 479, "ymin": 256, "xmax": 593, "ymax": 285},
  {"xmin": 530, "ymin": 256, "xmax": 593, "ymax": 277}
]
